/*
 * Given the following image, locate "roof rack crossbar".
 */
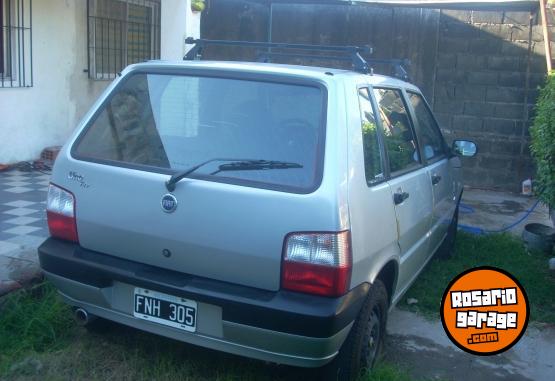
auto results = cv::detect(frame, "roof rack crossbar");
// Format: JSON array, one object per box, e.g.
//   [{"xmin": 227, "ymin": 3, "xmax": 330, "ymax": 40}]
[
  {"xmin": 185, "ymin": 37, "xmax": 371, "ymax": 54},
  {"xmin": 256, "ymin": 51, "xmax": 367, "ymax": 71},
  {"xmin": 184, "ymin": 37, "xmax": 411, "ymax": 81},
  {"xmin": 185, "ymin": 37, "xmax": 371, "ymax": 73}
]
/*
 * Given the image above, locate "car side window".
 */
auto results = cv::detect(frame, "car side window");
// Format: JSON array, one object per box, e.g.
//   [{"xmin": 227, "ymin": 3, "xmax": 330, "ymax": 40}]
[
  {"xmin": 407, "ymin": 92, "xmax": 447, "ymax": 161},
  {"xmin": 373, "ymin": 88, "xmax": 420, "ymax": 175},
  {"xmin": 358, "ymin": 87, "xmax": 384, "ymax": 184}
]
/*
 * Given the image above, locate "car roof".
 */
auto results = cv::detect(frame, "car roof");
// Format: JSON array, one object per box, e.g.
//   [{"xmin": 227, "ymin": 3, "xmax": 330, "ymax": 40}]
[{"xmin": 127, "ymin": 60, "xmax": 421, "ymax": 92}]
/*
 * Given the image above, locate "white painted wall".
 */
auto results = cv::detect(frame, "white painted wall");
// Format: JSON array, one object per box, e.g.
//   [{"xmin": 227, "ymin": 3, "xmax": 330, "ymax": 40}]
[
  {"xmin": 161, "ymin": 0, "xmax": 201, "ymax": 60},
  {"xmin": 0, "ymin": 0, "xmax": 201, "ymax": 165},
  {"xmin": 0, "ymin": 0, "xmax": 108, "ymax": 164}
]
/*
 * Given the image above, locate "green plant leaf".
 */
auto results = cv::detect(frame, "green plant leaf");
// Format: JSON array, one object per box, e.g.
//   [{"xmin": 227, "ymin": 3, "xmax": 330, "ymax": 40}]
[{"xmin": 530, "ymin": 72, "xmax": 555, "ymax": 208}]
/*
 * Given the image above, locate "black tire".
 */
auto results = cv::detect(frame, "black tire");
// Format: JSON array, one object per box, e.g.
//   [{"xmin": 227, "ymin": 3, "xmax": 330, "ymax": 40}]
[
  {"xmin": 436, "ymin": 203, "xmax": 459, "ymax": 259},
  {"xmin": 320, "ymin": 279, "xmax": 388, "ymax": 381}
]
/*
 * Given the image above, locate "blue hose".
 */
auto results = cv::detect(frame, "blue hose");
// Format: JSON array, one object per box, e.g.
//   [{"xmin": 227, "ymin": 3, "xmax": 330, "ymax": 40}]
[
  {"xmin": 458, "ymin": 203, "xmax": 475, "ymax": 214},
  {"xmin": 457, "ymin": 199, "xmax": 541, "ymax": 235},
  {"xmin": 457, "ymin": 224, "xmax": 486, "ymax": 235}
]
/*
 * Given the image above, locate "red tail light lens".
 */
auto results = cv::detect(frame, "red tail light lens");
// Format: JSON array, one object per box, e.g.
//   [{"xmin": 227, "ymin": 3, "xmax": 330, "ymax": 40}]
[
  {"xmin": 281, "ymin": 231, "xmax": 352, "ymax": 297},
  {"xmin": 46, "ymin": 184, "xmax": 78, "ymax": 243}
]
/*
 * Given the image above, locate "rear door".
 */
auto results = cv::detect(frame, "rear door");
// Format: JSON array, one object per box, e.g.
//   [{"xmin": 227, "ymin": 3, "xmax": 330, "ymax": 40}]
[
  {"xmin": 371, "ymin": 87, "xmax": 434, "ymax": 293},
  {"xmin": 406, "ymin": 91, "xmax": 456, "ymax": 253},
  {"xmin": 63, "ymin": 69, "xmax": 332, "ymax": 292},
  {"xmin": 347, "ymin": 86, "xmax": 399, "ymax": 289}
]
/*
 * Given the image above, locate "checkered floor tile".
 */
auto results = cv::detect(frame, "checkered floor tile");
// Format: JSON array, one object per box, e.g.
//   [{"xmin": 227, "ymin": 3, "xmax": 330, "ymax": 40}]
[{"xmin": 0, "ymin": 169, "xmax": 50, "ymax": 247}]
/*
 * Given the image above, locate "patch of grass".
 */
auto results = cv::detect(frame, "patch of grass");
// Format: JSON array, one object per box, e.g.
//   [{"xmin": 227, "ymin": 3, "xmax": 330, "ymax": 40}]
[
  {"xmin": 362, "ymin": 363, "xmax": 412, "ymax": 381},
  {"xmin": 0, "ymin": 284, "xmax": 310, "ymax": 380},
  {"xmin": 0, "ymin": 284, "xmax": 427, "ymax": 381},
  {"xmin": 360, "ymin": 363, "xmax": 443, "ymax": 381},
  {"xmin": 402, "ymin": 232, "xmax": 555, "ymax": 324},
  {"xmin": 0, "ymin": 282, "xmax": 74, "ymax": 374},
  {"xmin": 26, "ymin": 327, "xmax": 297, "ymax": 381}
]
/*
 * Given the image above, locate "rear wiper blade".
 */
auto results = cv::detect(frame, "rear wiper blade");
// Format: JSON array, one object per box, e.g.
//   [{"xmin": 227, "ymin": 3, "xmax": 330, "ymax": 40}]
[
  {"xmin": 166, "ymin": 158, "xmax": 240, "ymax": 192},
  {"xmin": 165, "ymin": 158, "xmax": 302, "ymax": 192},
  {"xmin": 210, "ymin": 160, "xmax": 302, "ymax": 175}
]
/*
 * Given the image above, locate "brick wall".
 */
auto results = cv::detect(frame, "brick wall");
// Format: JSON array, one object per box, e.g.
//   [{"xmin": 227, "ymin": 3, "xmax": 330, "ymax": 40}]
[
  {"xmin": 201, "ymin": 1, "xmax": 554, "ymax": 192},
  {"xmin": 434, "ymin": 9, "xmax": 553, "ymax": 190}
]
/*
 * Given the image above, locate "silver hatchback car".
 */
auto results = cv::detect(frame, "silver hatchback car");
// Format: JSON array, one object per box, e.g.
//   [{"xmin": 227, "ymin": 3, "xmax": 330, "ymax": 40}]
[{"xmin": 39, "ymin": 44, "xmax": 476, "ymax": 380}]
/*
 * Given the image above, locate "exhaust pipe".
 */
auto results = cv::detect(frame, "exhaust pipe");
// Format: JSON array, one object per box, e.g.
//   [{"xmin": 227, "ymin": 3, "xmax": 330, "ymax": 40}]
[{"xmin": 74, "ymin": 307, "xmax": 97, "ymax": 326}]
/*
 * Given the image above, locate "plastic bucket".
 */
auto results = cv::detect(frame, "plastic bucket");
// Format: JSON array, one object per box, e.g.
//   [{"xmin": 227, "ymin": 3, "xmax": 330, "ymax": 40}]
[{"xmin": 522, "ymin": 223, "xmax": 555, "ymax": 254}]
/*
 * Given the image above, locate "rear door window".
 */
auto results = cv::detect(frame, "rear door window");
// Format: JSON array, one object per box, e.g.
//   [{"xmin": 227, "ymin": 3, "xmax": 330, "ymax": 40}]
[
  {"xmin": 372, "ymin": 88, "xmax": 421, "ymax": 175},
  {"xmin": 357, "ymin": 87, "xmax": 384, "ymax": 185},
  {"xmin": 73, "ymin": 73, "xmax": 326, "ymax": 193},
  {"xmin": 407, "ymin": 92, "xmax": 447, "ymax": 162}
]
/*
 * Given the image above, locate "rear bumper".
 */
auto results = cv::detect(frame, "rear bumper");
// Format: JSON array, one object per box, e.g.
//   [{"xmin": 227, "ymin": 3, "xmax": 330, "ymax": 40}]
[{"xmin": 38, "ymin": 238, "xmax": 368, "ymax": 367}]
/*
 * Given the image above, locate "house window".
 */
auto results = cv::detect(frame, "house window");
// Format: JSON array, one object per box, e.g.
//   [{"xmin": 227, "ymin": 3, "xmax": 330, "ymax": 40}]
[
  {"xmin": 1, "ymin": 0, "xmax": 33, "ymax": 88},
  {"xmin": 0, "ymin": 0, "xmax": 3, "ymax": 76},
  {"xmin": 87, "ymin": 0, "xmax": 161, "ymax": 80}
]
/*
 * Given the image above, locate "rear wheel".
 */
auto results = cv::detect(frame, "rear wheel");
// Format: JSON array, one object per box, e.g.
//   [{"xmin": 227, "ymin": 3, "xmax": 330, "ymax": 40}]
[
  {"xmin": 436, "ymin": 203, "xmax": 459, "ymax": 259},
  {"xmin": 321, "ymin": 279, "xmax": 388, "ymax": 381}
]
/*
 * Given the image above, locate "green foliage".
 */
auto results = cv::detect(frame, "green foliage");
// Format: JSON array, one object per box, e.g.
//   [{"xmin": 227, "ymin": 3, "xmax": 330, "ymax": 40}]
[
  {"xmin": 362, "ymin": 121, "xmax": 383, "ymax": 182},
  {"xmin": 362, "ymin": 363, "xmax": 413, "ymax": 381},
  {"xmin": 530, "ymin": 72, "xmax": 555, "ymax": 208},
  {"xmin": 384, "ymin": 136, "xmax": 414, "ymax": 174},
  {"xmin": 191, "ymin": 0, "xmax": 206, "ymax": 12},
  {"xmin": 0, "ymin": 283, "xmax": 74, "ymax": 373}
]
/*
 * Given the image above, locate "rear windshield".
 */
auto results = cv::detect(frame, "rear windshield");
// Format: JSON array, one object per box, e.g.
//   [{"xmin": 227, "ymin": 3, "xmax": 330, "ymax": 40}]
[{"xmin": 73, "ymin": 73, "xmax": 326, "ymax": 192}]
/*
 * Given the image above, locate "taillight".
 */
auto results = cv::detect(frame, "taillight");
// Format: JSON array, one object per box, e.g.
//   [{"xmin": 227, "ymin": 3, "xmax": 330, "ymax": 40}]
[
  {"xmin": 281, "ymin": 231, "xmax": 352, "ymax": 297},
  {"xmin": 46, "ymin": 183, "xmax": 78, "ymax": 243}
]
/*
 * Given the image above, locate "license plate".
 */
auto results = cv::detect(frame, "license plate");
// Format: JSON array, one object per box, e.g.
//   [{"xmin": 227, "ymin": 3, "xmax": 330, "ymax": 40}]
[{"xmin": 133, "ymin": 288, "xmax": 197, "ymax": 332}]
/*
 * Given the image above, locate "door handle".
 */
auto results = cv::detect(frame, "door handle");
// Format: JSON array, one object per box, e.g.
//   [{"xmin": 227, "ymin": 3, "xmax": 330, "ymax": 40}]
[
  {"xmin": 432, "ymin": 174, "xmax": 442, "ymax": 185},
  {"xmin": 393, "ymin": 191, "xmax": 410, "ymax": 205}
]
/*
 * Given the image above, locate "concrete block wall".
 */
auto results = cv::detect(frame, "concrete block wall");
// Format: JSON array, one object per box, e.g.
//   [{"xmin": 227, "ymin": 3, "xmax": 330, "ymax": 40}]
[
  {"xmin": 434, "ymin": 9, "xmax": 553, "ymax": 191},
  {"xmin": 201, "ymin": 1, "xmax": 554, "ymax": 192}
]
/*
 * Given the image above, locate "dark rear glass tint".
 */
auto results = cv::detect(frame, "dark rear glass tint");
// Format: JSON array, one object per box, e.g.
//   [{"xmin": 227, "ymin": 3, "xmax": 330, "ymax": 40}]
[{"xmin": 73, "ymin": 73, "xmax": 325, "ymax": 192}]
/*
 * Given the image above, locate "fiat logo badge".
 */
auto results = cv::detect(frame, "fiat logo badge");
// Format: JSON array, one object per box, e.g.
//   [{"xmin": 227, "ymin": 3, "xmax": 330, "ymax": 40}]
[{"xmin": 161, "ymin": 194, "xmax": 178, "ymax": 213}]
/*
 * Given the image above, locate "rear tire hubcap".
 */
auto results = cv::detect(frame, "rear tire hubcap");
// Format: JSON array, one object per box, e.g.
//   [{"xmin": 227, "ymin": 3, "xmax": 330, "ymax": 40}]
[{"xmin": 363, "ymin": 308, "xmax": 381, "ymax": 369}]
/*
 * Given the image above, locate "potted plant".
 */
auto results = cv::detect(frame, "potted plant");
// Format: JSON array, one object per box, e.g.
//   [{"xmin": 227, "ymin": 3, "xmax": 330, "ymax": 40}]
[
  {"xmin": 530, "ymin": 71, "xmax": 555, "ymax": 227},
  {"xmin": 191, "ymin": 0, "xmax": 205, "ymax": 13}
]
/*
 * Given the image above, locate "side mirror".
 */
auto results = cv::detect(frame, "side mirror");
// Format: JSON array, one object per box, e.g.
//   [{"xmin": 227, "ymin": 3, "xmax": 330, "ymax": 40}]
[{"xmin": 452, "ymin": 140, "xmax": 477, "ymax": 157}]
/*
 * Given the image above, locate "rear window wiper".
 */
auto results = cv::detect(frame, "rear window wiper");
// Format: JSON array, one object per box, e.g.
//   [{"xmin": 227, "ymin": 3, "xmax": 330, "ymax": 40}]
[{"xmin": 165, "ymin": 159, "xmax": 302, "ymax": 192}]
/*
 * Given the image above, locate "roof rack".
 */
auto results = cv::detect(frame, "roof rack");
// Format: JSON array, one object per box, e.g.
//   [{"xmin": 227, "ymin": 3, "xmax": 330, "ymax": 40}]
[
  {"xmin": 184, "ymin": 37, "xmax": 411, "ymax": 81},
  {"xmin": 365, "ymin": 58, "xmax": 411, "ymax": 82}
]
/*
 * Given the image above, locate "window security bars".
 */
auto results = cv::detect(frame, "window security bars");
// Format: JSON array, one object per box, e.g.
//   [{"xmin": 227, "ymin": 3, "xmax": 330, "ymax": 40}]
[
  {"xmin": 1, "ymin": 0, "xmax": 32, "ymax": 88},
  {"xmin": 87, "ymin": 0, "xmax": 161, "ymax": 80}
]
